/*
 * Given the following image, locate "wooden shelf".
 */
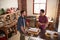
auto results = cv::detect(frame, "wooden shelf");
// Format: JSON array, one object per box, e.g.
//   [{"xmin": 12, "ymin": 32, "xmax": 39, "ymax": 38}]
[{"xmin": 0, "ymin": 11, "xmax": 19, "ymax": 40}]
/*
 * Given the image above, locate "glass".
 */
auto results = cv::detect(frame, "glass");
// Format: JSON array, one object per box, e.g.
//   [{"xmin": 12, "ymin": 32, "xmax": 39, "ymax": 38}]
[
  {"xmin": 39, "ymin": 4, "xmax": 46, "ymax": 10},
  {"xmin": 34, "ymin": 4, "xmax": 46, "ymax": 13},
  {"xmin": 34, "ymin": 0, "xmax": 46, "ymax": 3},
  {"xmin": 34, "ymin": 4, "xmax": 40, "ymax": 13}
]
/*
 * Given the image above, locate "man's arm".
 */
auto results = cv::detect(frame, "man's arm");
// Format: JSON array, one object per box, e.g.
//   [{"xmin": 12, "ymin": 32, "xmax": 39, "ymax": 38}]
[
  {"xmin": 40, "ymin": 22, "xmax": 48, "ymax": 25},
  {"xmin": 18, "ymin": 17, "xmax": 26, "ymax": 34},
  {"xmin": 38, "ymin": 16, "xmax": 48, "ymax": 26},
  {"xmin": 42, "ymin": 17, "xmax": 49, "ymax": 28},
  {"xmin": 38, "ymin": 21, "xmax": 48, "ymax": 29},
  {"xmin": 21, "ymin": 26, "xmax": 26, "ymax": 34}
]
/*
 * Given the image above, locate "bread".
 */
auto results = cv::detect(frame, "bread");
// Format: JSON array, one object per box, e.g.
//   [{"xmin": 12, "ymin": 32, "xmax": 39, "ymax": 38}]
[
  {"xmin": 53, "ymin": 33, "xmax": 58, "ymax": 37},
  {"xmin": 45, "ymin": 33, "xmax": 51, "ymax": 37}
]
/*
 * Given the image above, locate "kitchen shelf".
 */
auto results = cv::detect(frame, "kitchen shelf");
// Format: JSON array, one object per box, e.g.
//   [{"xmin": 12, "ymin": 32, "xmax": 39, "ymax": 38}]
[{"xmin": 0, "ymin": 11, "xmax": 20, "ymax": 40}]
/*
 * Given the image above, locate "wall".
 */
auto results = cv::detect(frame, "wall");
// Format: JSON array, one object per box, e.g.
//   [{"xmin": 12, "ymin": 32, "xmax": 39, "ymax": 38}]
[
  {"xmin": 0, "ymin": 0, "xmax": 59, "ymax": 20},
  {"xmin": 46, "ymin": 0, "xmax": 59, "ymax": 20},
  {"xmin": 58, "ymin": 16, "xmax": 60, "ymax": 32},
  {"xmin": 27, "ymin": 0, "xmax": 33, "ymax": 16},
  {"xmin": 0, "ymin": 0, "xmax": 18, "ymax": 10},
  {"xmin": 58, "ymin": 0, "xmax": 60, "ymax": 32},
  {"xmin": 27, "ymin": 0, "xmax": 59, "ymax": 20}
]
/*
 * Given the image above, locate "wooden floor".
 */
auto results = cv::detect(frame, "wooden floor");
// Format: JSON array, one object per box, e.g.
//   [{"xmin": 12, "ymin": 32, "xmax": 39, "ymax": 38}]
[
  {"xmin": 8, "ymin": 31, "xmax": 59, "ymax": 40},
  {"xmin": 8, "ymin": 31, "xmax": 20, "ymax": 40}
]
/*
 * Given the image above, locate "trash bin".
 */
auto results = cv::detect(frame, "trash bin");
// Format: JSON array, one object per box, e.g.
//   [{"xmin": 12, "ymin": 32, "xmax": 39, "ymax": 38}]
[{"xmin": 0, "ymin": 30, "xmax": 7, "ymax": 40}]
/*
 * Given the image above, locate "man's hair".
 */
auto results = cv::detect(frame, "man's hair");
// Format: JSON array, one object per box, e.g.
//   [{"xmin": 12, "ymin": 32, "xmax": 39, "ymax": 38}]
[
  {"xmin": 40, "ymin": 9, "xmax": 44, "ymax": 13},
  {"xmin": 20, "ymin": 10, "xmax": 25, "ymax": 15}
]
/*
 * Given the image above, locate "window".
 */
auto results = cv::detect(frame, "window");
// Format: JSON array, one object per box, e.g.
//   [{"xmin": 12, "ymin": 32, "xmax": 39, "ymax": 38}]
[{"xmin": 33, "ymin": 0, "xmax": 47, "ymax": 14}]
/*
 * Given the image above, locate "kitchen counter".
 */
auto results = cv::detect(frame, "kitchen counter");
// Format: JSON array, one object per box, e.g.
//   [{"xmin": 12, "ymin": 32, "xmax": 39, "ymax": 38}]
[{"xmin": 26, "ymin": 28, "xmax": 58, "ymax": 40}]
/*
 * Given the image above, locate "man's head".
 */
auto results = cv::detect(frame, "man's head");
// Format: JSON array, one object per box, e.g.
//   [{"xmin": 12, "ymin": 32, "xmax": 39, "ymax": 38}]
[
  {"xmin": 40, "ymin": 9, "xmax": 45, "ymax": 16},
  {"xmin": 20, "ymin": 10, "xmax": 27, "ymax": 17}
]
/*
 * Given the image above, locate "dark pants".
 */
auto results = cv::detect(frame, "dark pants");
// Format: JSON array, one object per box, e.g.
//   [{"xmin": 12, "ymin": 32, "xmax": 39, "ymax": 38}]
[
  {"xmin": 20, "ymin": 32, "xmax": 25, "ymax": 40},
  {"xmin": 39, "ymin": 27, "xmax": 46, "ymax": 39}
]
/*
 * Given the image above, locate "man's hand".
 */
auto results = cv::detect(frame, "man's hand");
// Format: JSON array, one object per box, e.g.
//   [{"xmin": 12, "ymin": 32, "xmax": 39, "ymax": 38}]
[
  {"xmin": 38, "ymin": 22, "xmax": 48, "ymax": 28},
  {"xmin": 21, "ymin": 26, "xmax": 27, "ymax": 34},
  {"xmin": 38, "ymin": 22, "xmax": 43, "ymax": 25}
]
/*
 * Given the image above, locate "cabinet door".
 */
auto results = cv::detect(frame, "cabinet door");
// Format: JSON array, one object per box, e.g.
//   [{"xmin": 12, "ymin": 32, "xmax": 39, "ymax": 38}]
[
  {"xmin": 18, "ymin": 0, "xmax": 22, "ymax": 10},
  {"xmin": 18, "ymin": 0, "xmax": 27, "ymax": 10},
  {"xmin": 21, "ymin": 0, "xmax": 27, "ymax": 10}
]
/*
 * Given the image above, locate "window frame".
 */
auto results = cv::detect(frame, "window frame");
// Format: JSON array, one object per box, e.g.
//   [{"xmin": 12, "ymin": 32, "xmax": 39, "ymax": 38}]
[{"xmin": 33, "ymin": 0, "xmax": 47, "ymax": 15}]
